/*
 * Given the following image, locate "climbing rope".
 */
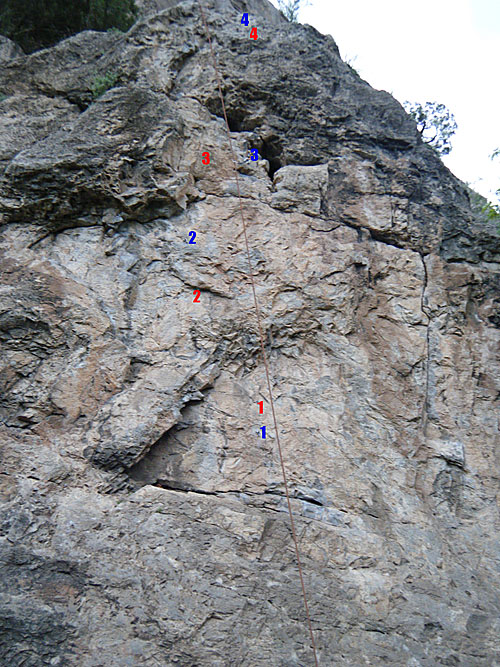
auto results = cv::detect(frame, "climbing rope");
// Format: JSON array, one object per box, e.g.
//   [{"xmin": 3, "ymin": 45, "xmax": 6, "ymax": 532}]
[{"xmin": 196, "ymin": 3, "xmax": 320, "ymax": 665}]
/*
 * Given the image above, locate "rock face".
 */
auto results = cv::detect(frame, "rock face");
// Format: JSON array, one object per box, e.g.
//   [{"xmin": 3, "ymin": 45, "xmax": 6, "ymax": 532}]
[
  {"xmin": 0, "ymin": 1, "xmax": 499, "ymax": 665},
  {"xmin": 0, "ymin": 36, "xmax": 23, "ymax": 62}
]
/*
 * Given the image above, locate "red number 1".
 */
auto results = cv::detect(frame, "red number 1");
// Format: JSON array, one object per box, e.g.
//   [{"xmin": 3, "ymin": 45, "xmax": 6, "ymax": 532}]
[
  {"xmin": 193, "ymin": 290, "xmax": 201, "ymax": 302},
  {"xmin": 258, "ymin": 400, "xmax": 264, "ymax": 414}
]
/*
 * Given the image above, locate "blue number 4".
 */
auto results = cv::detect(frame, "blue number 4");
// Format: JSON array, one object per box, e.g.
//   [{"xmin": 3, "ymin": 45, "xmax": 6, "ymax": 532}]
[
  {"xmin": 241, "ymin": 13, "xmax": 249, "ymax": 26},
  {"xmin": 250, "ymin": 148, "xmax": 259, "ymax": 161}
]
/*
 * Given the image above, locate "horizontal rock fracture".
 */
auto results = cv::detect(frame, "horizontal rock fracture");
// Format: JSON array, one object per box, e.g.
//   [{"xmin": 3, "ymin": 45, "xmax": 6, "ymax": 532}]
[{"xmin": 196, "ymin": 2, "xmax": 320, "ymax": 665}]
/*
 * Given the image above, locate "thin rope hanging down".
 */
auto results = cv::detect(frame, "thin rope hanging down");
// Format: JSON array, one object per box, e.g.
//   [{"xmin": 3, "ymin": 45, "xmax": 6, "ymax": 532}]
[{"xmin": 196, "ymin": 3, "xmax": 319, "ymax": 665}]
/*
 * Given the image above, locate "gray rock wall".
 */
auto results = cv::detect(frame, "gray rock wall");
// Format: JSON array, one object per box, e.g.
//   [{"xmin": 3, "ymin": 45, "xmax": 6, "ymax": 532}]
[{"xmin": 0, "ymin": 1, "xmax": 499, "ymax": 665}]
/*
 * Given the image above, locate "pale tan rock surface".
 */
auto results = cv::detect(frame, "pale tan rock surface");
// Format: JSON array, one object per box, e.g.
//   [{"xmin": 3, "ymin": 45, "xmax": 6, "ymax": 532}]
[{"xmin": 0, "ymin": 1, "xmax": 499, "ymax": 665}]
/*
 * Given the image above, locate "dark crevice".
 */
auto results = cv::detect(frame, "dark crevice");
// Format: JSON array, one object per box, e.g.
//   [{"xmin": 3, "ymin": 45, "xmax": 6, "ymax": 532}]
[
  {"xmin": 33, "ymin": 84, "xmax": 88, "ymax": 111},
  {"xmin": 150, "ymin": 481, "xmax": 325, "ymax": 510},
  {"xmin": 155, "ymin": 481, "xmax": 218, "ymax": 496},
  {"xmin": 204, "ymin": 97, "xmax": 284, "ymax": 178},
  {"xmin": 309, "ymin": 226, "xmax": 339, "ymax": 233},
  {"xmin": 291, "ymin": 492, "xmax": 324, "ymax": 507},
  {"xmin": 488, "ymin": 307, "xmax": 500, "ymax": 329},
  {"xmin": 421, "ymin": 253, "xmax": 431, "ymax": 437},
  {"xmin": 126, "ymin": 393, "xmax": 209, "ymax": 487},
  {"xmin": 123, "ymin": 356, "xmax": 154, "ymax": 384},
  {"xmin": 205, "ymin": 99, "xmax": 249, "ymax": 133},
  {"xmin": 226, "ymin": 111, "xmax": 245, "ymax": 133},
  {"xmin": 368, "ymin": 228, "xmax": 408, "ymax": 252},
  {"xmin": 259, "ymin": 137, "xmax": 283, "ymax": 179},
  {"xmin": 88, "ymin": 385, "xmax": 213, "ymax": 488},
  {"xmin": 333, "ymin": 220, "xmax": 418, "ymax": 254},
  {"xmin": 321, "ymin": 216, "xmax": 371, "ymax": 243}
]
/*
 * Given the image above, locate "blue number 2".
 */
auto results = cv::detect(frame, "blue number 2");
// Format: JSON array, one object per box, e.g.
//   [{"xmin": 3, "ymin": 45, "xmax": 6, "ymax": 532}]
[
  {"xmin": 188, "ymin": 231, "xmax": 197, "ymax": 244},
  {"xmin": 241, "ymin": 13, "xmax": 249, "ymax": 26},
  {"xmin": 250, "ymin": 148, "xmax": 259, "ymax": 161}
]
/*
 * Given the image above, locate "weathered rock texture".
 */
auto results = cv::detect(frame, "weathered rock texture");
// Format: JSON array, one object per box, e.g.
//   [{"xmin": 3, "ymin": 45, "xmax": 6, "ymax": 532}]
[{"xmin": 1, "ymin": 0, "xmax": 499, "ymax": 664}]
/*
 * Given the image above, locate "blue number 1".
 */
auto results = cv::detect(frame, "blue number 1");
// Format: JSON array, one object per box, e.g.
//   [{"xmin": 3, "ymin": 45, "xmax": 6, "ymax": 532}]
[
  {"xmin": 260, "ymin": 426, "xmax": 266, "ymax": 439},
  {"xmin": 241, "ymin": 13, "xmax": 249, "ymax": 26},
  {"xmin": 188, "ymin": 231, "xmax": 196, "ymax": 244},
  {"xmin": 250, "ymin": 148, "xmax": 259, "ymax": 161}
]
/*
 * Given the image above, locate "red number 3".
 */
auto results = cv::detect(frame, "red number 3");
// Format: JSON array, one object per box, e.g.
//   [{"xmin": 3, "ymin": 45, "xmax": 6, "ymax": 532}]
[
  {"xmin": 193, "ymin": 290, "xmax": 201, "ymax": 303},
  {"xmin": 201, "ymin": 151, "xmax": 210, "ymax": 165}
]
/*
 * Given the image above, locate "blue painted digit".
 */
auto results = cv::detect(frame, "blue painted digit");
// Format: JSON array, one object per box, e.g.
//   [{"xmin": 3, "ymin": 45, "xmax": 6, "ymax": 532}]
[
  {"xmin": 260, "ymin": 426, "xmax": 266, "ymax": 439},
  {"xmin": 188, "ymin": 231, "xmax": 196, "ymax": 244},
  {"xmin": 250, "ymin": 148, "xmax": 259, "ymax": 161},
  {"xmin": 241, "ymin": 13, "xmax": 249, "ymax": 26}
]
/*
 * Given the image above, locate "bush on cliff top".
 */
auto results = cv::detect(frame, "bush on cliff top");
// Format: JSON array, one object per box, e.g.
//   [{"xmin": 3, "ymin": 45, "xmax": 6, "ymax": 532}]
[
  {"xmin": 0, "ymin": 0, "xmax": 137, "ymax": 54},
  {"xmin": 277, "ymin": 0, "xmax": 308, "ymax": 22},
  {"xmin": 403, "ymin": 101, "xmax": 457, "ymax": 156},
  {"xmin": 90, "ymin": 70, "xmax": 120, "ymax": 100}
]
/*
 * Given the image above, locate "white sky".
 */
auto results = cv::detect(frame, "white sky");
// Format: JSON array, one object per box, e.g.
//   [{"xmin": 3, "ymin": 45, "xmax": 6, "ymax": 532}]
[{"xmin": 270, "ymin": 0, "xmax": 500, "ymax": 200}]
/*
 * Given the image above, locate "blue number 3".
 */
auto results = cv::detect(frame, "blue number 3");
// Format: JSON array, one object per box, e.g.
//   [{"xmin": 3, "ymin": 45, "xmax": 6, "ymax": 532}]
[{"xmin": 250, "ymin": 148, "xmax": 259, "ymax": 161}]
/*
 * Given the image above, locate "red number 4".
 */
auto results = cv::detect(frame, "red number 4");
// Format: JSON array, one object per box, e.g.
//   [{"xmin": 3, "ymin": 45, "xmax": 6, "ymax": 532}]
[
  {"xmin": 193, "ymin": 290, "xmax": 201, "ymax": 303},
  {"xmin": 250, "ymin": 27, "xmax": 258, "ymax": 40}
]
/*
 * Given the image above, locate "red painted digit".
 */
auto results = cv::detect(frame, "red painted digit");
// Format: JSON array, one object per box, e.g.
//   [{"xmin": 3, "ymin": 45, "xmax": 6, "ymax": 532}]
[
  {"xmin": 250, "ymin": 27, "xmax": 258, "ymax": 40},
  {"xmin": 258, "ymin": 400, "xmax": 264, "ymax": 414},
  {"xmin": 193, "ymin": 290, "xmax": 201, "ymax": 303},
  {"xmin": 201, "ymin": 151, "xmax": 210, "ymax": 165}
]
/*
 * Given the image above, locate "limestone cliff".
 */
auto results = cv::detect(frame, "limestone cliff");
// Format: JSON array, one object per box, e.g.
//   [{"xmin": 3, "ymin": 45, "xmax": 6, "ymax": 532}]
[{"xmin": 0, "ymin": 0, "xmax": 499, "ymax": 665}]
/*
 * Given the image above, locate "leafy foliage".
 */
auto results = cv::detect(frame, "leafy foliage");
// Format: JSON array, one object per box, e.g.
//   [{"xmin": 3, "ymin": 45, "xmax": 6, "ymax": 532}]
[
  {"xmin": 0, "ymin": 0, "xmax": 137, "ymax": 54},
  {"xmin": 466, "ymin": 185, "xmax": 500, "ymax": 236},
  {"xmin": 483, "ymin": 199, "xmax": 500, "ymax": 222},
  {"xmin": 466, "ymin": 185, "xmax": 490, "ymax": 218},
  {"xmin": 90, "ymin": 70, "xmax": 119, "ymax": 100},
  {"xmin": 465, "ymin": 149, "xmax": 500, "ymax": 232},
  {"xmin": 482, "ymin": 148, "xmax": 500, "ymax": 225},
  {"xmin": 277, "ymin": 0, "xmax": 308, "ymax": 22},
  {"xmin": 404, "ymin": 101, "xmax": 457, "ymax": 156}
]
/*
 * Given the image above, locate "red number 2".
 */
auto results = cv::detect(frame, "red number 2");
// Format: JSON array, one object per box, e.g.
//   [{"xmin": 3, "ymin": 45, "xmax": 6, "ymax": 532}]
[
  {"xmin": 250, "ymin": 27, "xmax": 258, "ymax": 40},
  {"xmin": 193, "ymin": 290, "xmax": 201, "ymax": 303},
  {"xmin": 201, "ymin": 151, "xmax": 210, "ymax": 165}
]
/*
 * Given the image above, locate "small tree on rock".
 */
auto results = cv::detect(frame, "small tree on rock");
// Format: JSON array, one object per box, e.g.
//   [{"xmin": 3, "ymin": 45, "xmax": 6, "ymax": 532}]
[
  {"xmin": 277, "ymin": 0, "xmax": 308, "ymax": 22},
  {"xmin": 482, "ymin": 148, "xmax": 500, "ymax": 225},
  {"xmin": 404, "ymin": 101, "xmax": 457, "ymax": 156}
]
